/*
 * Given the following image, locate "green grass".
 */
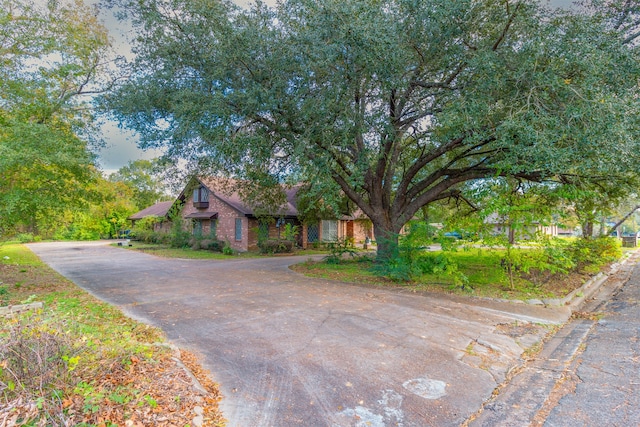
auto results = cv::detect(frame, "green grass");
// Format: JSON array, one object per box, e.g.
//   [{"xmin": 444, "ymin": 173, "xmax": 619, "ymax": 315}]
[
  {"xmin": 0, "ymin": 243, "xmax": 45, "ymax": 266},
  {"xmin": 119, "ymin": 242, "xmax": 248, "ymax": 259},
  {"xmin": 293, "ymin": 248, "xmax": 577, "ymax": 301}
]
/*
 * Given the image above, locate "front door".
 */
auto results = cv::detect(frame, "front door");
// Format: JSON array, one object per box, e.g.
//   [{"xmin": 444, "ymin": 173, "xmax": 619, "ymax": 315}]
[{"xmin": 346, "ymin": 221, "xmax": 354, "ymax": 239}]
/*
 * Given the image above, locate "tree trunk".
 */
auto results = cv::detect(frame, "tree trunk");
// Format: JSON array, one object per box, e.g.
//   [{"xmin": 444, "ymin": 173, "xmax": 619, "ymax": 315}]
[
  {"xmin": 372, "ymin": 220, "xmax": 399, "ymax": 261},
  {"xmin": 606, "ymin": 205, "xmax": 640, "ymax": 237},
  {"xmin": 582, "ymin": 221, "xmax": 594, "ymax": 239}
]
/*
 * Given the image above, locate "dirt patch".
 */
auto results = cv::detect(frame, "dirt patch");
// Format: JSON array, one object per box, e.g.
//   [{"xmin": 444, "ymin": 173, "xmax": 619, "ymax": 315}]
[
  {"xmin": 521, "ymin": 269, "xmax": 593, "ymax": 298},
  {"xmin": 495, "ymin": 322, "xmax": 546, "ymax": 338}
]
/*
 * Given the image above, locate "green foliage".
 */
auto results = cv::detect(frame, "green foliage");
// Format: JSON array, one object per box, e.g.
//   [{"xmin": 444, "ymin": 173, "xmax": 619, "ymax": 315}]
[
  {"xmin": 109, "ymin": 159, "xmax": 170, "ymax": 211},
  {"xmin": 132, "ymin": 216, "xmax": 162, "ymax": 233},
  {"xmin": 569, "ymin": 237, "xmax": 622, "ymax": 271},
  {"xmin": 258, "ymin": 239, "xmax": 294, "ymax": 254},
  {"xmin": 281, "ymin": 223, "xmax": 299, "ymax": 242},
  {"xmin": 107, "ymin": 0, "xmax": 640, "ymax": 260},
  {"xmin": 0, "ymin": 0, "xmax": 113, "ymax": 238},
  {"xmin": 15, "ymin": 233, "xmax": 38, "ymax": 244},
  {"xmin": 324, "ymin": 238, "xmax": 357, "ymax": 264},
  {"xmin": 222, "ymin": 240, "xmax": 234, "ymax": 255},
  {"xmin": 0, "ymin": 285, "xmax": 8, "ymax": 305},
  {"xmin": 191, "ymin": 238, "xmax": 225, "ymax": 252},
  {"xmin": 370, "ymin": 225, "xmax": 470, "ymax": 285},
  {"xmin": 167, "ymin": 217, "xmax": 191, "ymax": 249},
  {"xmin": 486, "ymin": 236, "xmax": 621, "ymax": 287}
]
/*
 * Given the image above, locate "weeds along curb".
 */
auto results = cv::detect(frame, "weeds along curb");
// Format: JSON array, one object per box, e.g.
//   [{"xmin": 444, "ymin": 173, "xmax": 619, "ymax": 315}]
[{"xmin": 541, "ymin": 249, "xmax": 637, "ymax": 308}]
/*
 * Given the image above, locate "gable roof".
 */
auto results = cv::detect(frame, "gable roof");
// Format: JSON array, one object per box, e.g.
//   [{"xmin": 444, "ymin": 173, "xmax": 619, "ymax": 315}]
[
  {"xmin": 128, "ymin": 201, "xmax": 174, "ymax": 220},
  {"xmin": 195, "ymin": 177, "xmax": 300, "ymax": 217}
]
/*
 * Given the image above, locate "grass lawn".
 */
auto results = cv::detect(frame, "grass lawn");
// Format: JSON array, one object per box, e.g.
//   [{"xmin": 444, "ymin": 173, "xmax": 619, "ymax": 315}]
[
  {"xmin": 0, "ymin": 243, "xmax": 225, "ymax": 426},
  {"xmin": 291, "ymin": 247, "xmax": 594, "ymax": 301}
]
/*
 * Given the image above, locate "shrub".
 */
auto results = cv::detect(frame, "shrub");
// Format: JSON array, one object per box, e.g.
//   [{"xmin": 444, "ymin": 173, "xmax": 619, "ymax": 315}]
[
  {"xmin": 569, "ymin": 237, "xmax": 622, "ymax": 271},
  {"xmin": 0, "ymin": 312, "xmax": 79, "ymax": 424},
  {"xmin": 324, "ymin": 238, "xmax": 357, "ymax": 264},
  {"xmin": 222, "ymin": 240, "xmax": 235, "ymax": 255},
  {"xmin": 15, "ymin": 233, "xmax": 37, "ymax": 243},
  {"xmin": 190, "ymin": 238, "xmax": 225, "ymax": 252},
  {"xmin": 169, "ymin": 229, "xmax": 191, "ymax": 249},
  {"xmin": 258, "ymin": 239, "xmax": 294, "ymax": 254},
  {"xmin": 281, "ymin": 223, "xmax": 299, "ymax": 242}
]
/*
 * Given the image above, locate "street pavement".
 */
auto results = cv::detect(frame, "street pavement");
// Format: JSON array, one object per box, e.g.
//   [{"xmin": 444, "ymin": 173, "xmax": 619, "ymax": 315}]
[
  {"xmin": 29, "ymin": 241, "xmax": 571, "ymax": 427},
  {"xmin": 542, "ymin": 254, "xmax": 640, "ymax": 426},
  {"xmin": 469, "ymin": 250, "xmax": 640, "ymax": 427}
]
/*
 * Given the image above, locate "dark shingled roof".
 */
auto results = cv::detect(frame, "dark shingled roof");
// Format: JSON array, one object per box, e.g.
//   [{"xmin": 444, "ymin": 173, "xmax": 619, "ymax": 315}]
[
  {"xmin": 128, "ymin": 201, "xmax": 174, "ymax": 220},
  {"xmin": 198, "ymin": 177, "xmax": 300, "ymax": 217}
]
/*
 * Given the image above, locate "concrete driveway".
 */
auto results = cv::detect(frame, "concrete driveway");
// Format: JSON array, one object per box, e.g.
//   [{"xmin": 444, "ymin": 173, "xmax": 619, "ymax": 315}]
[{"xmin": 29, "ymin": 241, "xmax": 570, "ymax": 427}]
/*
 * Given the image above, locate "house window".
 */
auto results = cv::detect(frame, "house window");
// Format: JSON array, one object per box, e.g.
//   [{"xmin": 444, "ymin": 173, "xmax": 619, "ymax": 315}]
[
  {"xmin": 193, "ymin": 186, "xmax": 209, "ymax": 208},
  {"xmin": 307, "ymin": 223, "xmax": 319, "ymax": 243},
  {"xmin": 321, "ymin": 220, "xmax": 338, "ymax": 242},
  {"xmin": 235, "ymin": 218, "xmax": 243, "ymax": 241}
]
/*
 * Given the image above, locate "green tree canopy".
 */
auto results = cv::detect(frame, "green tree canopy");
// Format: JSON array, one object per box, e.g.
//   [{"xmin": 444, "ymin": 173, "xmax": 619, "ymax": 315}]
[
  {"xmin": 0, "ymin": 0, "xmax": 113, "ymax": 236},
  {"xmin": 108, "ymin": 158, "xmax": 171, "ymax": 210},
  {"xmin": 105, "ymin": 0, "xmax": 640, "ymax": 256}
]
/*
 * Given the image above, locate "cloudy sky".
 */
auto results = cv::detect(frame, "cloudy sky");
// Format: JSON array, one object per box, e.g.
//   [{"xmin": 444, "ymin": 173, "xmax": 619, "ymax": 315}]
[{"xmin": 94, "ymin": 0, "xmax": 575, "ymax": 174}]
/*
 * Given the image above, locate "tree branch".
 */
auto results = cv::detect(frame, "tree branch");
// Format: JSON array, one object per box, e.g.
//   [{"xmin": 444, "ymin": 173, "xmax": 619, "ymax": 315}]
[{"xmin": 492, "ymin": 2, "xmax": 522, "ymax": 51}]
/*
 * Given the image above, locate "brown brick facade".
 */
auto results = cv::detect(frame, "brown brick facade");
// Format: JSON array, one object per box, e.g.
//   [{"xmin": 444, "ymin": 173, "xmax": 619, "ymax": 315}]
[{"xmin": 182, "ymin": 192, "xmax": 250, "ymax": 251}]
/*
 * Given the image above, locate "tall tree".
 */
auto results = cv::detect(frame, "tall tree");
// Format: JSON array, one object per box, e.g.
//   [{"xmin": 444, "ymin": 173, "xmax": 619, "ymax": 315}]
[
  {"xmin": 106, "ymin": 0, "xmax": 640, "ymax": 257},
  {"xmin": 0, "ymin": 0, "xmax": 112, "ymax": 236},
  {"xmin": 109, "ymin": 159, "xmax": 170, "ymax": 210}
]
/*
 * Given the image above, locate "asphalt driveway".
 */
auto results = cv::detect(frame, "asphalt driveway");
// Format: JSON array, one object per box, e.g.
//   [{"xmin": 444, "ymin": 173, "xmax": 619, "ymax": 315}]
[{"xmin": 29, "ymin": 241, "xmax": 570, "ymax": 427}]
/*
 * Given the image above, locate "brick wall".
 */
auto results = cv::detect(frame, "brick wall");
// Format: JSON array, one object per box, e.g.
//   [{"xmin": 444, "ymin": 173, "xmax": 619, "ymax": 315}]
[{"xmin": 182, "ymin": 193, "xmax": 249, "ymax": 251}]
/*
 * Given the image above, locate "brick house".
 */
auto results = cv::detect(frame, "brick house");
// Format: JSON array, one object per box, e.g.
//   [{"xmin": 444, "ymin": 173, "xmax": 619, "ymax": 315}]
[
  {"xmin": 176, "ymin": 177, "xmax": 374, "ymax": 252},
  {"xmin": 176, "ymin": 177, "xmax": 303, "ymax": 251},
  {"xmin": 128, "ymin": 200, "xmax": 175, "ymax": 233}
]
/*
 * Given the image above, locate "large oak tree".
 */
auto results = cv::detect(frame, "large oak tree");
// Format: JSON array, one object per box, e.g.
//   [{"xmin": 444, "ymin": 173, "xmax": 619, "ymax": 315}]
[{"xmin": 106, "ymin": 0, "xmax": 640, "ymax": 256}]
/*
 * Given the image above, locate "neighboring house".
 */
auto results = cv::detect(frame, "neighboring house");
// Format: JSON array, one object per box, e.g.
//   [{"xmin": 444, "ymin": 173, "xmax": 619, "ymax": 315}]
[
  {"xmin": 485, "ymin": 213, "xmax": 569, "ymax": 240},
  {"xmin": 177, "ymin": 177, "xmax": 374, "ymax": 252},
  {"xmin": 128, "ymin": 201, "xmax": 174, "ymax": 233}
]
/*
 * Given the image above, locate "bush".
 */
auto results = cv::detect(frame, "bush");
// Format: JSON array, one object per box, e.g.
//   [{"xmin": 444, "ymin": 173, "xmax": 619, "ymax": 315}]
[
  {"xmin": 324, "ymin": 238, "xmax": 357, "ymax": 264},
  {"xmin": 15, "ymin": 233, "xmax": 38, "ymax": 243},
  {"xmin": 569, "ymin": 237, "xmax": 622, "ymax": 271},
  {"xmin": 370, "ymin": 225, "xmax": 467, "ymax": 284},
  {"xmin": 169, "ymin": 229, "xmax": 191, "ymax": 249},
  {"xmin": 258, "ymin": 239, "xmax": 294, "ymax": 254},
  {"xmin": 0, "ymin": 312, "xmax": 79, "ymax": 424},
  {"xmin": 190, "ymin": 238, "xmax": 225, "ymax": 252}
]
